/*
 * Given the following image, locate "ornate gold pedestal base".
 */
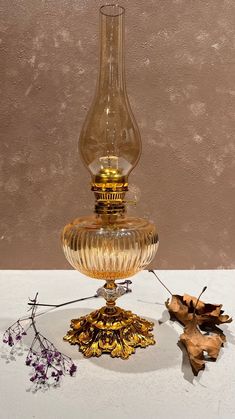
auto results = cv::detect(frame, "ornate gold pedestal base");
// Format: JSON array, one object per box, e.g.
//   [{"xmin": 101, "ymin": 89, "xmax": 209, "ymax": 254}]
[{"xmin": 63, "ymin": 306, "xmax": 155, "ymax": 359}]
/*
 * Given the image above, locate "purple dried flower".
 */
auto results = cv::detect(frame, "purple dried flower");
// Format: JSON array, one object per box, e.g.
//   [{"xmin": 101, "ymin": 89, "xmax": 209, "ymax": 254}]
[
  {"xmin": 8, "ymin": 334, "xmax": 14, "ymax": 347},
  {"xmin": 36, "ymin": 364, "xmax": 45, "ymax": 372},
  {"xmin": 47, "ymin": 354, "xmax": 53, "ymax": 363},
  {"xmin": 69, "ymin": 364, "xmax": 77, "ymax": 376},
  {"xmin": 15, "ymin": 334, "xmax": 22, "ymax": 341}
]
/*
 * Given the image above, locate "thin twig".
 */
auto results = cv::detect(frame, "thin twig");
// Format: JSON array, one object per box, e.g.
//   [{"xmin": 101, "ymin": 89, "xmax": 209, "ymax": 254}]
[
  {"xmin": 27, "ymin": 295, "xmax": 98, "ymax": 308},
  {"xmin": 148, "ymin": 270, "xmax": 173, "ymax": 296},
  {"xmin": 29, "ymin": 294, "xmax": 46, "ymax": 349},
  {"xmin": 27, "ymin": 280, "xmax": 132, "ymax": 308}
]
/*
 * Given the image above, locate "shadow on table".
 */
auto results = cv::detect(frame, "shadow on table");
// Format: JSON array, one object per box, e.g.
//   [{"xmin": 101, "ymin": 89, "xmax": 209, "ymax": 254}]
[
  {"xmin": 89, "ymin": 319, "xmax": 181, "ymax": 374},
  {"xmin": 0, "ymin": 307, "xmax": 181, "ymax": 373},
  {"xmin": 2, "ymin": 306, "xmax": 232, "ymax": 379},
  {"xmin": 41, "ymin": 307, "xmax": 183, "ymax": 373}
]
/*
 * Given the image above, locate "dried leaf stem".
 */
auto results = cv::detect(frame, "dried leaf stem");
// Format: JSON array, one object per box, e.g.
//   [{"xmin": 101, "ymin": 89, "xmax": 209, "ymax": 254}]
[
  {"xmin": 193, "ymin": 286, "xmax": 207, "ymax": 317},
  {"xmin": 148, "ymin": 270, "xmax": 173, "ymax": 296}
]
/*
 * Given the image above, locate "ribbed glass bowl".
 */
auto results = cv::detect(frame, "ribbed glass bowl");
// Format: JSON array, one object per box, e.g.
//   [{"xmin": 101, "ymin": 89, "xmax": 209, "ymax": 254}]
[{"xmin": 62, "ymin": 214, "xmax": 159, "ymax": 280}]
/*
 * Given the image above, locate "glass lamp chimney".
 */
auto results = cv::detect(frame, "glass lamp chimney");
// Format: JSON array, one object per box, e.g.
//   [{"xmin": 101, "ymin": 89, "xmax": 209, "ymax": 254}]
[{"xmin": 79, "ymin": 5, "xmax": 141, "ymax": 214}]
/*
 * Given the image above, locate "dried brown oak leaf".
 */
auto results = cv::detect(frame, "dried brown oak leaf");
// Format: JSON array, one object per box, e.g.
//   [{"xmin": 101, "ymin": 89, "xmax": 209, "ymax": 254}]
[
  {"xmin": 166, "ymin": 294, "xmax": 232, "ymax": 328},
  {"xmin": 166, "ymin": 294, "xmax": 232, "ymax": 375},
  {"xmin": 180, "ymin": 317, "xmax": 226, "ymax": 375}
]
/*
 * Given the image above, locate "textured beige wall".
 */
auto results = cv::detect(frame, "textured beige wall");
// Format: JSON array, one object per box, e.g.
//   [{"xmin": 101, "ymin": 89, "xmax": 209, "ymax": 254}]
[{"xmin": 0, "ymin": 0, "xmax": 235, "ymax": 269}]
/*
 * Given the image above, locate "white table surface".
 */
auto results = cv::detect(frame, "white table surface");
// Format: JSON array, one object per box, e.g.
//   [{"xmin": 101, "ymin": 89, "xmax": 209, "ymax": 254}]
[{"xmin": 0, "ymin": 270, "xmax": 234, "ymax": 419}]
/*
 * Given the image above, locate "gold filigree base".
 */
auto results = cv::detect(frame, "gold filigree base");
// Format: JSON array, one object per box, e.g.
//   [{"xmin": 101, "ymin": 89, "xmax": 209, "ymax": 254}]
[{"xmin": 63, "ymin": 306, "xmax": 155, "ymax": 359}]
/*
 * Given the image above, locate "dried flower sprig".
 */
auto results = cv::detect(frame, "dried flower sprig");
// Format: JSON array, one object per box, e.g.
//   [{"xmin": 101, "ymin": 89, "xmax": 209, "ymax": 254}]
[
  {"xmin": 3, "ymin": 293, "xmax": 77, "ymax": 390},
  {"xmin": 2, "ymin": 280, "xmax": 132, "ymax": 389},
  {"xmin": 26, "ymin": 334, "xmax": 77, "ymax": 387},
  {"xmin": 3, "ymin": 320, "xmax": 28, "ymax": 347}
]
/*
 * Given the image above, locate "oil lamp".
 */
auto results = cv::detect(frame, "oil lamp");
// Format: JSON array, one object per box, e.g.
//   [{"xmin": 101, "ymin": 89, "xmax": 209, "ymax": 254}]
[{"xmin": 62, "ymin": 4, "xmax": 159, "ymax": 359}]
